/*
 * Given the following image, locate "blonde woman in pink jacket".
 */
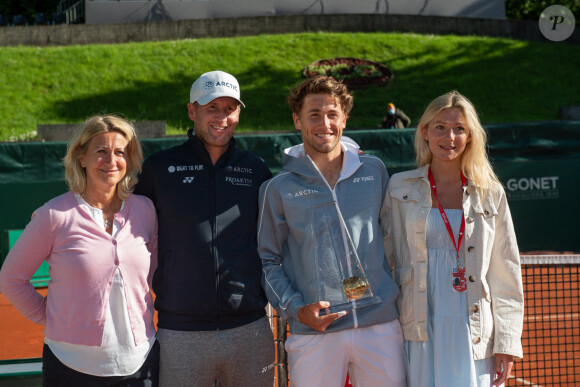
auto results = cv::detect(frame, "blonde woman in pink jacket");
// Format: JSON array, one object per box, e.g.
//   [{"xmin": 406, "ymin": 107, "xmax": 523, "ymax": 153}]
[{"xmin": 0, "ymin": 115, "xmax": 159, "ymax": 386}]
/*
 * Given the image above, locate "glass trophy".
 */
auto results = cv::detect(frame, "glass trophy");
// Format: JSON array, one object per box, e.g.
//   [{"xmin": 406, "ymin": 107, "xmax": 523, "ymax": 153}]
[{"xmin": 312, "ymin": 202, "xmax": 381, "ymax": 316}]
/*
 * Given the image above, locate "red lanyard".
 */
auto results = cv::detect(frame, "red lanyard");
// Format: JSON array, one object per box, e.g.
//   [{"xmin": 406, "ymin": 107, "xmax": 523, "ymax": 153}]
[{"xmin": 428, "ymin": 167, "xmax": 467, "ymax": 268}]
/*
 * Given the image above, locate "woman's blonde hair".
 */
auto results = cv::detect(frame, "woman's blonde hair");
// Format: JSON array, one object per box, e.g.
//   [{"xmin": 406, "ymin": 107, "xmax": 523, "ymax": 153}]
[
  {"xmin": 414, "ymin": 91, "xmax": 501, "ymax": 192},
  {"xmin": 63, "ymin": 115, "xmax": 143, "ymax": 200}
]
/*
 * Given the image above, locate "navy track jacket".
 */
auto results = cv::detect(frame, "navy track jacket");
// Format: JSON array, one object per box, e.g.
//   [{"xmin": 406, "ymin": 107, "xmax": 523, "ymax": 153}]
[{"xmin": 135, "ymin": 130, "xmax": 273, "ymax": 331}]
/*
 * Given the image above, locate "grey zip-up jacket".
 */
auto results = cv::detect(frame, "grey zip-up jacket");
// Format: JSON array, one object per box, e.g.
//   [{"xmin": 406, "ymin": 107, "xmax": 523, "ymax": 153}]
[{"xmin": 258, "ymin": 139, "xmax": 400, "ymax": 335}]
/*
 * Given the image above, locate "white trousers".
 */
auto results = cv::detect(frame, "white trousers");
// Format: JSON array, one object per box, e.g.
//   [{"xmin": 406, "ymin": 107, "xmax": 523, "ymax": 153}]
[{"xmin": 286, "ymin": 320, "xmax": 407, "ymax": 387}]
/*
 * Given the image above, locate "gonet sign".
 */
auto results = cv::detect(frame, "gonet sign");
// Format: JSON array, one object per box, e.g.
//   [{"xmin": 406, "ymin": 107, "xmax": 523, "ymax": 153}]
[{"xmin": 506, "ymin": 176, "xmax": 559, "ymax": 200}]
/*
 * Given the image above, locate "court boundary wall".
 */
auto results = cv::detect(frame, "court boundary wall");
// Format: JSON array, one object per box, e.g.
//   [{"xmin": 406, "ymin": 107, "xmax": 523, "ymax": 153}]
[
  {"xmin": 1, "ymin": 121, "xmax": 580, "ymax": 258},
  {"xmin": 0, "ymin": 13, "xmax": 578, "ymax": 47}
]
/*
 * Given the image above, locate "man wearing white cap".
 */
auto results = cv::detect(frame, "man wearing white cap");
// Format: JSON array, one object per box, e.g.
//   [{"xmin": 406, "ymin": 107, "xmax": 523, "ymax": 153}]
[{"xmin": 135, "ymin": 71, "xmax": 274, "ymax": 386}]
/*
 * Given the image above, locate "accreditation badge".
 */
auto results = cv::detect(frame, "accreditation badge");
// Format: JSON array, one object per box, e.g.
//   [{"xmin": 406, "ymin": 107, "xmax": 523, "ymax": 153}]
[{"xmin": 452, "ymin": 267, "xmax": 467, "ymax": 292}]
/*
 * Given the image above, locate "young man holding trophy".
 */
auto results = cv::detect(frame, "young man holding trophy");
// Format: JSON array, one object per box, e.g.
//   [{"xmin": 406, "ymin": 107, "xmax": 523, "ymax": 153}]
[{"xmin": 258, "ymin": 76, "xmax": 406, "ymax": 386}]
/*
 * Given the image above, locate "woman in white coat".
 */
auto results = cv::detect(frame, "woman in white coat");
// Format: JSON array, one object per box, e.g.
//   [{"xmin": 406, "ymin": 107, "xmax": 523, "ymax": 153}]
[{"xmin": 383, "ymin": 91, "xmax": 524, "ymax": 387}]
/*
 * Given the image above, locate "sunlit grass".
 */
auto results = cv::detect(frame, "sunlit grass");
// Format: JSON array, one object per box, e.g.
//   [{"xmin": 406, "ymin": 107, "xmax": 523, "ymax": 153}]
[{"xmin": 0, "ymin": 32, "xmax": 578, "ymax": 141}]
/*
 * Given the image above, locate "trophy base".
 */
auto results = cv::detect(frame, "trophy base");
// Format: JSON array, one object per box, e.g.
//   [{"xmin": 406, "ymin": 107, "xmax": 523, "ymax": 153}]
[{"xmin": 318, "ymin": 296, "xmax": 382, "ymax": 317}]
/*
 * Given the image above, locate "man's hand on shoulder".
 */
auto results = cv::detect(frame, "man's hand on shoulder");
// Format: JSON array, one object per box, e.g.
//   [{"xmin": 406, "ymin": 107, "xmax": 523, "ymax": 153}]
[{"xmin": 297, "ymin": 301, "xmax": 348, "ymax": 333}]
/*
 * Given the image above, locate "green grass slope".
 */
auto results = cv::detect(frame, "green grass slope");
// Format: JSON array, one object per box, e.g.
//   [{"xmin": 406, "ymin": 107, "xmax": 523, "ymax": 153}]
[{"xmin": 0, "ymin": 32, "xmax": 578, "ymax": 141}]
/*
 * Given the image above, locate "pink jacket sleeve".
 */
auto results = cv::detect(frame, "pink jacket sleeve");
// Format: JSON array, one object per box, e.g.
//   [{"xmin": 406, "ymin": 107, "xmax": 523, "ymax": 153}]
[{"xmin": 0, "ymin": 206, "xmax": 53, "ymax": 326}]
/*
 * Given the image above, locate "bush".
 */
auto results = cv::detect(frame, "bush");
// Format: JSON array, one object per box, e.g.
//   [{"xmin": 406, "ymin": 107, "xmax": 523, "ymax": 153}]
[
  {"xmin": 505, "ymin": 0, "xmax": 580, "ymax": 22},
  {"xmin": 0, "ymin": 0, "xmax": 60, "ymax": 22}
]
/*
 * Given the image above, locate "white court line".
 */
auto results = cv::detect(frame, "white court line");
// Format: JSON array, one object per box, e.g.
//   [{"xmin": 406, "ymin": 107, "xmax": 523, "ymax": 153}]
[
  {"xmin": 521, "ymin": 255, "xmax": 580, "ymax": 265},
  {"xmin": 0, "ymin": 361, "xmax": 42, "ymax": 376},
  {"xmin": 510, "ymin": 375, "xmax": 543, "ymax": 387},
  {"xmin": 524, "ymin": 313, "xmax": 580, "ymax": 322}
]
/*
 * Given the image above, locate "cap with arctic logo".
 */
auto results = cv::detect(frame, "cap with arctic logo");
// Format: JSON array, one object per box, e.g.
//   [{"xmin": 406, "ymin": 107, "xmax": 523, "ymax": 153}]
[{"xmin": 189, "ymin": 70, "xmax": 245, "ymax": 107}]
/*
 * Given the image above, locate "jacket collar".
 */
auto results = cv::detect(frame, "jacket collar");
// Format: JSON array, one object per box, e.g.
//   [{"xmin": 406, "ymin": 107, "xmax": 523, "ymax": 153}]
[
  {"xmin": 282, "ymin": 137, "xmax": 362, "ymax": 182},
  {"xmin": 401, "ymin": 164, "xmax": 498, "ymax": 215},
  {"xmin": 401, "ymin": 164, "xmax": 430, "ymax": 183},
  {"xmin": 187, "ymin": 128, "xmax": 235, "ymax": 165}
]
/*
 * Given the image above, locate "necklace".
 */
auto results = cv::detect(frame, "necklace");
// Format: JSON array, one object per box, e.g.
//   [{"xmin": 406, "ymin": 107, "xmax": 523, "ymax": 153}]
[{"xmin": 83, "ymin": 195, "xmax": 115, "ymax": 230}]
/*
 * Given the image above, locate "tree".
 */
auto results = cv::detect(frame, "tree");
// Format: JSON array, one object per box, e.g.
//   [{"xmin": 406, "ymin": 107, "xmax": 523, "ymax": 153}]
[
  {"xmin": 0, "ymin": 0, "xmax": 61, "ymax": 24},
  {"xmin": 505, "ymin": 0, "xmax": 579, "ymax": 22}
]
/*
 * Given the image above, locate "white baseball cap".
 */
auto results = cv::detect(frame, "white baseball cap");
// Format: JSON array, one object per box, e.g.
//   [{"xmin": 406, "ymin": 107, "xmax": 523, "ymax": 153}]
[{"xmin": 189, "ymin": 70, "xmax": 245, "ymax": 107}]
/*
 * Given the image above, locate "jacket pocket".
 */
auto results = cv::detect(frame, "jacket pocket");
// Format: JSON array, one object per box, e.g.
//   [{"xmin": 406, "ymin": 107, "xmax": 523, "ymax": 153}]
[
  {"xmin": 393, "ymin": 266, "xmax": 414, "ymax": 325},
  {"xmin": 471, "ymin": 201, "xmax": 498, "ymax": 225},
  {"xmin": 391, "ymin": 187, "xmax": 422, "ymax": 204},
  {"xmin": 480, "ymin": 296, "xmax": 493, "ymax": 345}
]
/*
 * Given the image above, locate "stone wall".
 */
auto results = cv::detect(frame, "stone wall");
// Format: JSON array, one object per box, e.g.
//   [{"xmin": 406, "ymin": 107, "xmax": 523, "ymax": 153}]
[
  {"xmin": 36, "ymin": 121, "xmax": 166, "ymax": 141},
  {"xmin": 0, "ymin": 14, "xmax": 578, "ymax": 47}
]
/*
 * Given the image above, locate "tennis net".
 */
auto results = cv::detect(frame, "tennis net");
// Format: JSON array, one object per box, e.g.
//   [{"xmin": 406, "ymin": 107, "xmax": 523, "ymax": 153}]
[
  {"xmin": 268, "ymin": 255, "xmax": 580, "ymax": 387},
  {"xmin": 511, "ymin": 255, "xmax": 579, "ymax": 387}
]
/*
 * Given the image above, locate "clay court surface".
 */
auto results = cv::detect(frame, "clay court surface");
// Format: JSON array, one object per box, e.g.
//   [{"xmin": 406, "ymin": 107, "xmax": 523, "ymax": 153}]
[
  {"xmin": 1, "ymin": 258, "xmax": 578, "ymax": 386},
  {"xmin": 0, "ymin": 288, "xmax": 46, "ymax": 360},
  {"xmin": 0, "ymin": 289, "xmax": 160, "ymax": 361}
]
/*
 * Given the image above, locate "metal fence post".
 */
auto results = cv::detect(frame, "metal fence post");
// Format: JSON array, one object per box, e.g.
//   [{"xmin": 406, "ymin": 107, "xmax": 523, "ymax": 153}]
[{"xmin": 275, "ymin": 314, "xmax": 288, "ymax": 387}]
